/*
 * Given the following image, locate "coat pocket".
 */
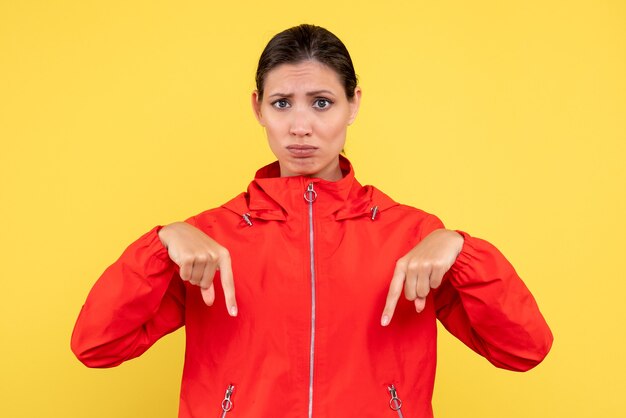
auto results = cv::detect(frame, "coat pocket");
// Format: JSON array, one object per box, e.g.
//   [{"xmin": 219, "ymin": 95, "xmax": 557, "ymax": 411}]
[{"xmin": 220, "ymin": 384, "xmax": 235, "ymax": 417}]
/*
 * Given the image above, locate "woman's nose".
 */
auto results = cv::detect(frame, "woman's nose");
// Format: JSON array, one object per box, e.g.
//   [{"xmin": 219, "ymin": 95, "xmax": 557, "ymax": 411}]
[{"xmin": 289, "ymin": 109, "xmax": 313, "ymax": 137}]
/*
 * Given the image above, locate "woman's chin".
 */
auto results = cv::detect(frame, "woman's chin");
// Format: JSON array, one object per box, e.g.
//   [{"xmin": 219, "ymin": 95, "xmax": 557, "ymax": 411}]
[{"xmin": 279, "ymin": 158, "xmax": 341, "ymax": 181}]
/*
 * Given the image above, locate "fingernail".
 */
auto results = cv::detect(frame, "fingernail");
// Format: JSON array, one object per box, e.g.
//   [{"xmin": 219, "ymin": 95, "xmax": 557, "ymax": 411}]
[
  {"xmin": 229, "ymin": 306, "xmax": 238, "ymax": 317},
  {"xmin": 381, "ymin": 315, "xmax": 390, "ymax": 326}
]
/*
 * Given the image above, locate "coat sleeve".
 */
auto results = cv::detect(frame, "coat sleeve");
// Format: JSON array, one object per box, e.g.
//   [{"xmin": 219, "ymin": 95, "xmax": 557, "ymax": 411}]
[
  {"xmin": 425, "ymin": 217, "xmax": 554, "ymax": 371},
  {"xmin": 70, "ymin": 226, "xmax": 186, "ymax": 368}
]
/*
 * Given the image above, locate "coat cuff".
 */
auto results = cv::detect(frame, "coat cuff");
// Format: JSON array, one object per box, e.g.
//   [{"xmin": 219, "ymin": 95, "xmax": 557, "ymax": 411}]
[
  {"xmin": 134, "ymin": 225, "xmax": 172, "ymax": 265},
  {"xmin": 447, "ymin": 229, "xmax": 504, "ymax": 286}
]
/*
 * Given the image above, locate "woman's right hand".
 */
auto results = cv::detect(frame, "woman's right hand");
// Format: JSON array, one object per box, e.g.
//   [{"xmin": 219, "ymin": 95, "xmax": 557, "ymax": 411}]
[{"xmin": 158, "ymin": 222, "xmax": 237, "ymax": 315}]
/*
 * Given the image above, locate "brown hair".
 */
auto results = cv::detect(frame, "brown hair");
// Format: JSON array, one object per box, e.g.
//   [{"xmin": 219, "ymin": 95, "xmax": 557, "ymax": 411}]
[{"xmin": 255, "ymin": 24, "xmax": 358, "ymax": 101}]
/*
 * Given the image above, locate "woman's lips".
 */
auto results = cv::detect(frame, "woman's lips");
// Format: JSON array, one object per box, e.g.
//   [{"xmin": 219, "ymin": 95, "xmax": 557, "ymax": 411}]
[{"xmin": 287, "ymin": 145, "xmax": 318, "ymax": 157}]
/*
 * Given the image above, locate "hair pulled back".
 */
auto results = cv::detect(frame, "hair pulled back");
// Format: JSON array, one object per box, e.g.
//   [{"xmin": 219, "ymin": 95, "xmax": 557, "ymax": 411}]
[{"xmin": 255, "ymin": 24, "xmax": 358, "ymax": 101}]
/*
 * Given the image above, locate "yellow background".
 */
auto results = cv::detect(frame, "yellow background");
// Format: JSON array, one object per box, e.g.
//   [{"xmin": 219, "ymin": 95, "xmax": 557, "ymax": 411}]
[{"xmin": 1, "ymin": 1, "xmax": 624, "ymax": 417}]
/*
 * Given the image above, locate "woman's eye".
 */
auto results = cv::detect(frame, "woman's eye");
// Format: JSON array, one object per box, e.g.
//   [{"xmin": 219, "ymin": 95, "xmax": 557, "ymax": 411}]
[
  {"xmin": 272, "ymin": 99, "xmax": 290, "ymax": 109},
  {"xmin": 313, "ymin": 98, "xmax": 332, "ymax": 109}
]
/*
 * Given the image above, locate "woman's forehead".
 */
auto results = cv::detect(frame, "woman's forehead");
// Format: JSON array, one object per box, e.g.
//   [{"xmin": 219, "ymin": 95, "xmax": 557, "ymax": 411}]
[{"xmin": 263, "ymin": 60, "xmax": 343, "ymax": 95}]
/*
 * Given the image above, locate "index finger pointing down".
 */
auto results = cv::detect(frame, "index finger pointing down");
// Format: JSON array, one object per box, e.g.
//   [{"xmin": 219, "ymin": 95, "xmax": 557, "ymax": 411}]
[
  {"xmin": 381, "ymin": 263, "xmax": 406, "ymax": 326},
  {"xmin": 218, "ymin": 253, "xmax": 237, "ymax": 317}
]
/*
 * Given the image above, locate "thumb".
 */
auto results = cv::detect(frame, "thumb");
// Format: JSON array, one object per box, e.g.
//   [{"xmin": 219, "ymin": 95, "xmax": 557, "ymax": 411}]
[{"xmin": 201, "ymin": 283, "xmax": 216, "ymax": 306}]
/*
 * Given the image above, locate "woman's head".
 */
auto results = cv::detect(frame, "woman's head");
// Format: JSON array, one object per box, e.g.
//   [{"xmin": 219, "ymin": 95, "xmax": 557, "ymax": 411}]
[
  {"xmin": 255, "ymin": 24, "xmax": 358, "ymax": 102},
  {"xmin": 252, "ymin": 24, "xmax": 361, "ymax": 181}
]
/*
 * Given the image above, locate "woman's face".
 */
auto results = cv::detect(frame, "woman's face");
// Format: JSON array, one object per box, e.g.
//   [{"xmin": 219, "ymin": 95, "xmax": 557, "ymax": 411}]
[{"xmin": 252, "ymin": 60, "xmax": 361, "ymax": 181}]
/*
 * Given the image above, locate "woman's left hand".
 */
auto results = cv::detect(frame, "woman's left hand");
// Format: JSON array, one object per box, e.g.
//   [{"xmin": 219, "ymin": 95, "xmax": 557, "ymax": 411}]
[{"xmin": 381, "ymin": 229, "xmax": 464, "ymax": 326}]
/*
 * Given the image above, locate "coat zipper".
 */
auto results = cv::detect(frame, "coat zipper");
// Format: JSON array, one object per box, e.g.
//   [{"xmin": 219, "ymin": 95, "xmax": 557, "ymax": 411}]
[
  {"xmin": 387, "ymin": 384, "xmax": 404, "ymax": 418},
  {"xmin": 304, "ymin": 182, "xmax": 318, "ymax": 418},
  {"xmin": 220, "ymin": 384, "xmax": 235, "ymax": 417}
]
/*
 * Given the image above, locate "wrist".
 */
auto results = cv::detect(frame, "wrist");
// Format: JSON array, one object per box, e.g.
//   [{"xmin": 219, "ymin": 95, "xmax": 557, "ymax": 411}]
[
  {"xmin": 450, "ymin": 229, "xmax": 464, "ymax": 256},
  {"xmin": 157, "ymin": 223, "xmax": 176, "ymax": 249}
]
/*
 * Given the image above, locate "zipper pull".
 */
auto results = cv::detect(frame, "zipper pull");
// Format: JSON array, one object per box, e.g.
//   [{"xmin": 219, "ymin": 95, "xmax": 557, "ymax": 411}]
[
  {"xmin": 387, "ymin": 384, "xmax": 403, "ymax": 411},
  {"xmin": 370, "ymin": 206, "xmax": 379, "ymax": 221},
  {"xmin": 304, "ymin": 182, "xmax": 317, "ymax": 203},
  {"xmin": 221, "ymin": 384, "xmax": 235, "ymax": 413},
  {"xmin": 242, "ymin": 213, "xmax": 253, "ymax": 226}
]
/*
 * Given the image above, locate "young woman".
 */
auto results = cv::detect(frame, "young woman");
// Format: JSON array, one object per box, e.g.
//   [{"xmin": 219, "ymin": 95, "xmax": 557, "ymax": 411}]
[{"xmin": 72, "ymin": 24, "xmax": 553, "ymax": 418}]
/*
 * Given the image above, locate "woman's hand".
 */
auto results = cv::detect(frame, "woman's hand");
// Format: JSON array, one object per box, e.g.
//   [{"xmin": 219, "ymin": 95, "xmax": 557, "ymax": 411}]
[
  {"xmin": 158, "ymin": 222, "xmax": 237, "ymax": 315},
  {"xmin": 381, "ymin": 229, "xmax": 463, "ymax": 326}
]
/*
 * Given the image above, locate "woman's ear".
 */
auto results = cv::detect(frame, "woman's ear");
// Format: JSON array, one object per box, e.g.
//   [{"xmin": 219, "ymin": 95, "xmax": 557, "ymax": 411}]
[
  {"xmin": 347, "ymin": 87, "xmax": 362, "ymax": 125},
  {"xmin": 251, "ymin": 90, "xmax": 265, "ymax": 126}
]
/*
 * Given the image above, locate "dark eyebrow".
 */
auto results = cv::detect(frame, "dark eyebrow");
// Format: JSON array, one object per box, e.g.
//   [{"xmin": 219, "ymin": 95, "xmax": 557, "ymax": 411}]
[
  {"xmin": 306, "ymin": 90, "xmax": 336, "ymax": 97},
  {"xmin": 267, "ymin": 90, "xmax": 336, "ymax": 99}
]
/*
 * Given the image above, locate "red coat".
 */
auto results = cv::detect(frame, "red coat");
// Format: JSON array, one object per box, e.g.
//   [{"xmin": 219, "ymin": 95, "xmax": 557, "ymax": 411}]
[{"xmin": 71, "ymin": 157, "xmax": 553, "ymax": 418}]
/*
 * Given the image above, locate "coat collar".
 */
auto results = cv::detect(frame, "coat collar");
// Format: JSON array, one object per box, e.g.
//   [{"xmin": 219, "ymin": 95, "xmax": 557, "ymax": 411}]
[{"xmin": 222, "ymin": 156, "xmax": 398, "ymax": 222}]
